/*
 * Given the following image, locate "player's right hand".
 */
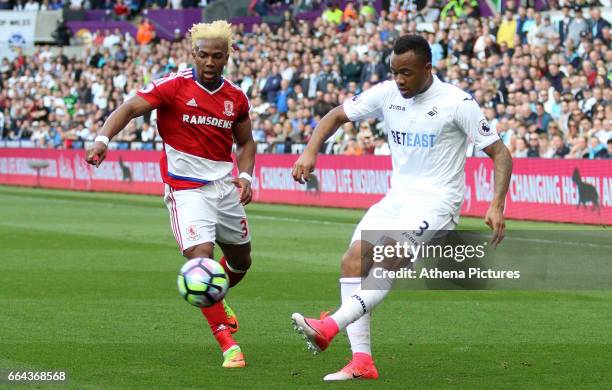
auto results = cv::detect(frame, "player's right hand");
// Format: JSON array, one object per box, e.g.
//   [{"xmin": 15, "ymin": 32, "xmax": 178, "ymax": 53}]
[
  {"xmin": 292, "ymin": 151, "xmax": 317, "ymax": 184},
  {"xmin": 85, "ymin": 142, "xmax": 108, "ymax": 168}
]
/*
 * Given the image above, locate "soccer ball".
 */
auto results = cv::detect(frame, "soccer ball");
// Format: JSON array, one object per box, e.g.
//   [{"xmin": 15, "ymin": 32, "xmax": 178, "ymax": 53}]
[{"xmin": 177, "ymin": 258, "xmax": 229, "ymax": 307}]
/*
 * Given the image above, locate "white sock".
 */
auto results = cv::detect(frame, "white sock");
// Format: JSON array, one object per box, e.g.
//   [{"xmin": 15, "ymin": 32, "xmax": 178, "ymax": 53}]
[
  {"xmin": 331, "ymin": 270, "xmax": 393, "ymax": 331},
  {"xmin": 340, "ymin": 277, "xmax": 372, "ymax": 356}
]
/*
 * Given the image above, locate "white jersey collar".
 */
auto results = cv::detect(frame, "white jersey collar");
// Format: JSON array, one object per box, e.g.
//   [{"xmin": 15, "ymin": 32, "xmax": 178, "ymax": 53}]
[{"xmin": 413, "ymin": 74, "xmax": 440, "ymax": 102}]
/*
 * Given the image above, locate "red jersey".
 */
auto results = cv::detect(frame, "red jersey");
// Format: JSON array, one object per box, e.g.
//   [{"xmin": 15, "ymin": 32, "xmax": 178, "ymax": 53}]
[{"xmin": 136, "ymin": 68, "xmax": 250, "ymax": 190}]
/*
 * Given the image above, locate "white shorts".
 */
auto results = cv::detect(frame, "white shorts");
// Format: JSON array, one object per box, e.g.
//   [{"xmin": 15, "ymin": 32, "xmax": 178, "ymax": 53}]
[
  {"xmin": 164, "ymin": 178, "xmax": 250, "ymax": 252},
  {"xmin": 351, "ymin": 192, "xmax": 457, "ymax": 245}
]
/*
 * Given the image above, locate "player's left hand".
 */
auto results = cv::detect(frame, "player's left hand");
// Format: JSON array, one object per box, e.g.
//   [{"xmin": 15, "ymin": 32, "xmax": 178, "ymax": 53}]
[
  {"xmin": 485, "ymin": 205, "xmax": 505, "ymax": 248},
  {"xmin": 232, "ymin": 177, "xmax": 252, "ymax": 205}
]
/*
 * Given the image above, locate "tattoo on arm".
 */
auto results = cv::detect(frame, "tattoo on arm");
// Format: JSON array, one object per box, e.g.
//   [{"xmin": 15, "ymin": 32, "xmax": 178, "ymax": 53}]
[{"xmin": 486, "ymin": 141, "xmax": 513, "ymax": 207}]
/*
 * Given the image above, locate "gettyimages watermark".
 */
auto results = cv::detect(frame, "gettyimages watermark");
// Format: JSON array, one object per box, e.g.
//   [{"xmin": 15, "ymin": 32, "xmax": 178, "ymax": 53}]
[
  {"xmin": 360, "ymin": 229, "xmax": 612, "ymax": 290},
  {"xmin": 370, "ymin": 239, "xmax": 520, "ymax": 280}
]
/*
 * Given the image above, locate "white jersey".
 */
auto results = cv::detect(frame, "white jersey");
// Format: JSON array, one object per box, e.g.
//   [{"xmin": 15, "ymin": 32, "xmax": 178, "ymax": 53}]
[{"xmin": 343, "ymin": 76, "xmax": 499, "ymax": 219}]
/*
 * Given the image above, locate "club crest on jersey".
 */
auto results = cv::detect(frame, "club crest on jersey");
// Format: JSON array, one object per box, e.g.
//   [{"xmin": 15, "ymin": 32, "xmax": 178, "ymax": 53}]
[
  {"xmin": 425, "ymin": 107, "xmax": 438, "ymax": 119},
  {"xmin": 186, "ymin": 225, "xmax": 200, "ymax": 241},
  {"xmin": 223, "ymin": 101, "xmax": 234, "ymax": 116},
  {"xmin": 479, "ymin": 119, "xmax": 492, "ymax": 136}
]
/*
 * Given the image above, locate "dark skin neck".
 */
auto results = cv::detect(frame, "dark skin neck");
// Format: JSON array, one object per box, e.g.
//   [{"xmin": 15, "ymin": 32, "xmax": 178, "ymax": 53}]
[
  {"xmin": 416, "ymin": 73, "xmax": 434, "ymax": 96},
  {"xmin": 197, "ymin": 72, "xmax": 223, "ymax": 91}
]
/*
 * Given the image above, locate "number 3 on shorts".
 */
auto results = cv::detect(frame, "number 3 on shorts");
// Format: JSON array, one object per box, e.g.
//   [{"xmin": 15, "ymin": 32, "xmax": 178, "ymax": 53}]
[
  {"xmin": 240, "ymin": 218, "xmax": 249, "ymax": 239},
  {"xmin": 415, "ymin": 220, "xmax": 429, "ymax": 237}
]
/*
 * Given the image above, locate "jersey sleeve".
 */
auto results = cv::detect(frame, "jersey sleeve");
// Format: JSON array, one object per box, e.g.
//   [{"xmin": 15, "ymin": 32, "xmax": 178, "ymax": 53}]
[
  {"xmin": 342, "ymin": 81, "xmax": 389, "ymax": 121},
  {"xmin": 136, "ymin": 74, "xmax": 181, "ymax": 109},
  {"xmin": 236, "ymin": 91, "xmax": 251, "ymax": 122},
  {"xmin": 454, "ymin": 97, "xmax": 500, "ymax": 150}
]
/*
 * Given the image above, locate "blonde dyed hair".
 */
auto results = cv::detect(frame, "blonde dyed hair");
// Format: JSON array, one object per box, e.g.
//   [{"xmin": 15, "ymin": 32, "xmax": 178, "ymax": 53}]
[{"xmin": 189, "ymin": 20, "xmax": 233, "ymax": 53}]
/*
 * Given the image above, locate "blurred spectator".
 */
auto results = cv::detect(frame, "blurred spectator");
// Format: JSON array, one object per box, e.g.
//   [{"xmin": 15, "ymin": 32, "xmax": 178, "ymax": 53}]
[
  {"xmin": 276, "ymin": 79, "xmax": 292, "ymax": 113},
  {"xmin": 587, "ymin": 135, "xmax": 607, "ymax": 159},
  {"xmin": 343, "ymin": 138, "xmax": 363, "ymax": 156},
  {"xmin": 53, "ymin": 19, "xmax": 72, "ymax": 46},
  {"xmin": 262, "ymin": 66, "xmax": 282, "ymax": 104},
  {"xmin": 557, "ymin": 5, "xmax": 572, "ymax": 45},
  {"xmin": 249, "ymin": 0, "xmax": 268, "ymax": 17},
  {"xmin": 589, "ymin": 8, "xmax": 610, "ymax": 41},
  {"xmin": 539, "ymin": 134, "xmax": 555, "ymax": 158},
  {"xmin": 566, "ymin": 6, "xmax": 590, "ymax": 47},
  {"xmin": 514, "ymin": 137, "xmax": 529, "ymax": 158},
  {"xmin": 527, "ymin": 133, "xmax": 541, "ymax": 157},
  {"xmin": 69, "ymin": 0, "xmax": 83, "ymax": 10},
  {"xmin": 49, "ymin": 0, "xmax": 64, "ymax": 10},
  {"xmin": 373, "ymin": 135, "xmax": 390, "ymax": 155},
  {"xmin": 497, "ymin": 10, "xmax": 517, "ymax": 49},
  {"xmin": 140, "ymin": 122, "xmax": 155, "ymax": 142},
  {"xmin": 529, "ymin": 14, "xmax": 557, "ymax": 48},
  {"xmin": 136, "ymin": 18, "xmax": 155, "ymax": 45},
  {"xmin": 359, "ymin": 1, "xmax": 376, "ymax": 18},
  {"xmin": 603, "ymin": 139, "xmax": 612, "ymax": 159},
  {"xmin": 343, "ymin": 1, "xmax": 358, "ymax": 22},
  {"xmin": 322, "ymin": 2, "xmax": 343, "ymax": 25},
  {"xmin": 567, "ymin": 135, "xmax": 588, "ymax": 159},
  {"xmin": 342, "ymin": 52, "xmax": 363, "ymax": 85},
  {"xmin": 360, "ymin": 53, "xmax": 386, "ymax": 85},
  {"xmin": 534, "ymin": 103, "xmax": 552, "ymax": 132},
  {"xmin": 114, "ymin": 0, "xmax": 129, "ymax": 20},
  {"xmin": 24, "ymin": 0, "xmax": 40, "ymax": 11},
  {"xmin": 441, "ymin": 0, "xmax": 476, "ymax": 20}
]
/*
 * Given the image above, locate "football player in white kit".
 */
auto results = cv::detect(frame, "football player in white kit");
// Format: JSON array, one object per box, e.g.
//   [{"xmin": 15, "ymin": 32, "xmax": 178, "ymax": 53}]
[{"xmin": 290, "ymin": 35, "xmax": 512, "ymax": 380}]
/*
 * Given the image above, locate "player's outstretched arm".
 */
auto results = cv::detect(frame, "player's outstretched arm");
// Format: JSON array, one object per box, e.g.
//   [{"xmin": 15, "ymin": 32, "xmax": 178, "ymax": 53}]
[
  {"xmin": 483, "ymin": 140, "xmax": 513, "ymax": 247},
  {"xmin": 292, "ymin": 106, "xmax": 350, "ymax": 183},
  {"xmin": 232, "ymin": 117, "xmax": 256, "ymax": 205},
  {"xmin": 85, "ymin": 95, "xmax": 154, "ymax": 167}
]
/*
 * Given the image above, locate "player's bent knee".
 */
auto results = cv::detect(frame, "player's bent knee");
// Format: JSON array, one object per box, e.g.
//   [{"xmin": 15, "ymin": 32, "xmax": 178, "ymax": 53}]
[
  {"xmin": 183, "ymin": 243, "xmax": 214, "ymax": 259},
  {"xmin": 341, "ymin": 250, "xmax": 362, "ymax": 277},
  {"xmin": 218, "ymin": 241, "xmax": 252, "ymax": 271},
  {"xmin": 231, "ymin": 254, "xmax": 251, "ymax": 272}
]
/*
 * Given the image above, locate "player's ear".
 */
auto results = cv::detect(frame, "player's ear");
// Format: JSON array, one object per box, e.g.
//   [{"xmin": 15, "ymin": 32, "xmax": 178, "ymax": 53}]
[{"xmin": 424, "ymin": 62, "xmax": 432, "ymax": 72}]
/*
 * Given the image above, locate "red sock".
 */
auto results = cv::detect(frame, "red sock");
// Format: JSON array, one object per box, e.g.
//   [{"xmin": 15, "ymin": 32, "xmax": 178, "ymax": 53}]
[
  {"xmin": 214, "ymin": 328, "xmax": 237, "ymax": 353},
  {"xmin": 201, "ymin": 302, "xmax": 237, "ymax": 352},
  {"xmin": 321, "ymin": 317, "xmax": 340, "ymax": 338},
  {"xmin": 352, "ymin": 352, "xmax": 374, "ymax": 365},
  {"xmin": 220, "ymin": 257, "xmax": 247, "ymax": 288}
]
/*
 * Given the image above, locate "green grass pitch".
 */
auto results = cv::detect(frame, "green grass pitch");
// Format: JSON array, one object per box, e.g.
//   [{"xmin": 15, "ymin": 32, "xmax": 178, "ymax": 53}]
[{"xmin": 0, "ymin": 185, "xmax": 611, "ymax": 389}]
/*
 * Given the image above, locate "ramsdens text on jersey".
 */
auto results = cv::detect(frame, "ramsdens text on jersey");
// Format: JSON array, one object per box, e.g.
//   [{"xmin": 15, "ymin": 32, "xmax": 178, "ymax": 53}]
[
  {"xmin": 389, "ymin": 130, "xmax": 436, "ymax": 148},
  {"xmin": 182, "ymin": 114, "xmax": 234, "ymax": 129}
]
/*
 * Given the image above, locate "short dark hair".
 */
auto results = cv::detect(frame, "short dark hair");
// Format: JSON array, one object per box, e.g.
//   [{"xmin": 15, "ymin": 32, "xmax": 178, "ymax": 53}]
[{"xmin": 393, "ymin": 34, "xmax": 432, "ymax": 64}]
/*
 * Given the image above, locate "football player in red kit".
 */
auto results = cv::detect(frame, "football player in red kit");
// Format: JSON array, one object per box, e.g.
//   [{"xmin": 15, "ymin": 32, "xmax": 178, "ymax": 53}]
[{"xmin": 85, "ymin": 21, "xmax": 255, "ymax": 368}]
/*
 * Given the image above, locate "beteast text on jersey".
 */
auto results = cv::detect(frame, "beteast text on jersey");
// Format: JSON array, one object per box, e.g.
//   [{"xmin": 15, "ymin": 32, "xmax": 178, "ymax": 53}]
[
  {"xmin": 389, "ymin": 130, "xmax": 436, "ymax": 147},
  {"xmin": 182, "ymin": 114, "xmax": 234, "ymax": 129}
]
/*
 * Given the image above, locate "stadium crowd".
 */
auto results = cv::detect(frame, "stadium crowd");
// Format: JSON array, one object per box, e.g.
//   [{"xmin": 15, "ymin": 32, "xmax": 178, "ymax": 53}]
[
  {"xmin": 0, "ymin": 0, "xmax": 611, "ymax": 159},
  {"xmin": 2, "ymin": 0, "xmax": 218, "ymax": 11}
]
